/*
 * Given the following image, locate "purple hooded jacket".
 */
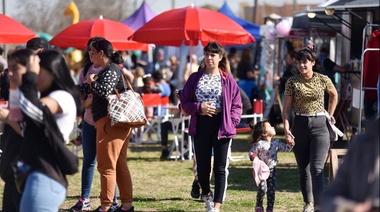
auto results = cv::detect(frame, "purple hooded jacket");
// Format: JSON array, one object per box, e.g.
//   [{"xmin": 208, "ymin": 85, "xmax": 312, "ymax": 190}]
[{"xmin": 180, "ymin": 69, "xmax": 242, "ymax": 139}]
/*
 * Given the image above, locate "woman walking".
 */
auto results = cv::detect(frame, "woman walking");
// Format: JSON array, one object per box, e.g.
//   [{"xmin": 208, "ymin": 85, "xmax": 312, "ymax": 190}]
[
  {"xmin": 282, "ymin": 44, "xmax": 338, "ymax": 212},
  {"xmin": 180, "ymin": 41, "xmax": 242, "ymax": 212}
]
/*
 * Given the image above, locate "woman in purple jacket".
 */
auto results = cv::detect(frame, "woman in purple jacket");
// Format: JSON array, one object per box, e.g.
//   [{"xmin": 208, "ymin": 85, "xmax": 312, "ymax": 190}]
[{"xmin": 180, "ymin": 42, "xmax": 242, "ymax": 212}]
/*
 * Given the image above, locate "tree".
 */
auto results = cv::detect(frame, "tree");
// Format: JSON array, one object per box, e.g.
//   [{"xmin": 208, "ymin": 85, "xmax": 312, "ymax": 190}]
[{"xmin": 12, "ymin": 0, "xmax": 133, "ymax": 35}]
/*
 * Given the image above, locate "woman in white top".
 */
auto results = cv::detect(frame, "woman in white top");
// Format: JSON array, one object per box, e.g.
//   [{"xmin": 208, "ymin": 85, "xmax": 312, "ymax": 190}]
[{"xmin": 7, "ymin": 49, "xmax": 80, "ymax": 212}]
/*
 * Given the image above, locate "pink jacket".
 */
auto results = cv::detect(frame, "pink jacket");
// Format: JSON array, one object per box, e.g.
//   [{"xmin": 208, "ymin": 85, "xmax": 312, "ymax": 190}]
[{"xmin": 252, "ymin": 157, "xmax": 270, "ymax": 186}]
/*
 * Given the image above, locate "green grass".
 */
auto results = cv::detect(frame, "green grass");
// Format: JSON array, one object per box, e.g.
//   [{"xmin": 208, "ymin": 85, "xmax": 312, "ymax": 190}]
[{"xmin": 1, "ymin": 130, "xmax": 330, "ymax": 212}]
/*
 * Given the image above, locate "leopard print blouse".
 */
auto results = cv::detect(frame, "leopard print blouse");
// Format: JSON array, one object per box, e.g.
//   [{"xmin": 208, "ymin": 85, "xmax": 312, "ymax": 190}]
[
  {"xmin": 195, "ymin": 73, "xmax": 222, "ymax": 109},
  {"xmin": 284, "ymin": 72, "xmax": 334, "ymax": 114}
]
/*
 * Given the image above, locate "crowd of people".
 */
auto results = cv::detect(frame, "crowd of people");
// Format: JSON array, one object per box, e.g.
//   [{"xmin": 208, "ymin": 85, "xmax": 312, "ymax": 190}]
[{"xmin": 0, "ymin": 36, "xmax": 378, "ymax": 212}]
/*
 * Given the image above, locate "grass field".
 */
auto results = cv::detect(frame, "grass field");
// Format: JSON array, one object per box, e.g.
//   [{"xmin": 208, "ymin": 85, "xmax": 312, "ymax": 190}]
[{"xmin": 0, "ymin": 129, "xmax": 338, "ymax": 212}]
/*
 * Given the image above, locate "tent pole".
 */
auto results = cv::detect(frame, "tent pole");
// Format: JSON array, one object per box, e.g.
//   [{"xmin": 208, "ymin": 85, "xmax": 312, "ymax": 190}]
[{"xmin": 253, "ymin": 0, "xmax": 258, "ymax": 23}]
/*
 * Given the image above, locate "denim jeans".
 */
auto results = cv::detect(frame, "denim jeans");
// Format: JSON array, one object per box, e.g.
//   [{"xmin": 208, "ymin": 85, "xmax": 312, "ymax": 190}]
[
  {"xmin": 20, "ymin": 171, "xmax": 66, "ymax": 212},
  {"xmin": 292, "ymin": 115, "xmax": 330, "ymax": 208},
  {"xmin": 81, "ymin": 120, "xmax": 97, "ymax": 199}
]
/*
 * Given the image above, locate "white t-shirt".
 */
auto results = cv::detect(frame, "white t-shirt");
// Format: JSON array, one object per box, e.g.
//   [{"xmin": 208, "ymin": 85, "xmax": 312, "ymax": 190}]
[{"xmin": 48, "ymin": 90, "xmax": 77, "ymax": 143}]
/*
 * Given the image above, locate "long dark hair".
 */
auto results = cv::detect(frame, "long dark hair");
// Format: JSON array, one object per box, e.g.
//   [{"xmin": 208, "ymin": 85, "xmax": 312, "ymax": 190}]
[
  {"xmin": 203, "ymin": 42, "xmax": 230, "ymax": 73},
  {"xmin": 296, "ymin": 43, "xmax": 321, "ymax": 72},
  {"xmin": 38, "ymin": 50, "xmax": 82, "ymax": 115},
  {"xmin": 91, "ymin": 38, "xmax": 123, "ymax": 65},
  {"xmin": 250, "ymin": 120, "xmax": 270, "ymax": 143}
]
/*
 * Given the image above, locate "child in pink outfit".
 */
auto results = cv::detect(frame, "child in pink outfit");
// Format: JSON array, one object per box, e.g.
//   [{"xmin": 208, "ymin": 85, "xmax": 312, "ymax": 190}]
[{"xmin": 248, "ymin": 120, "xmax": 294, "ymax": 212}]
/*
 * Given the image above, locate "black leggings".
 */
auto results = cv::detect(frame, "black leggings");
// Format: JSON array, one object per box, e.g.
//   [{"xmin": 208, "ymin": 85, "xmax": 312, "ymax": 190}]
[
  {"xmin": 256, "ymin": 168, "xmax": 277, "ymax": 210},
  {"xmin": 193, "ymin": 114, "xmax": 231, "ymax": 204}
]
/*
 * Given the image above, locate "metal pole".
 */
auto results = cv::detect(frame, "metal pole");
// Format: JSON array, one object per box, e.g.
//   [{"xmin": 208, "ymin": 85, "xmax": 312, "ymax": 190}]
[
  {"xmin": 2, "ymin": 0, "xmax": 6, "ymax": 56},
  {"xmin": 358, "ymin": 48, "xmax": 380, "ymax": 133},
  {"xmin": 253, "ymin": 0, "xmax": 258, "ymax": 23},
  {"xmin": 358, "ymin": 24, "xmax": 380, "ymax": 133}
]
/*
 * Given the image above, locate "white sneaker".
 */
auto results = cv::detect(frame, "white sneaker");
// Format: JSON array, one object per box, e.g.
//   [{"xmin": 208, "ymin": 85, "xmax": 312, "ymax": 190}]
[
  {"xmin": 303, "ymin": 202, "xmax": 314, "ymax": 212},
  {"xmin": 201, "ymin": 192, "xmax": 214, "ymax": 212},
  {"xmin": 208, "ymin": 208, "xmax": 219, "ymax": 212}
]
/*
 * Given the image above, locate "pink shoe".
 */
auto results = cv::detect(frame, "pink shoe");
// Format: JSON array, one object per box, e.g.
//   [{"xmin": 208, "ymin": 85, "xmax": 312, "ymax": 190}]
[{"xmin": 255, "ymin": 206, "xmax": 264, "ymax": 212}]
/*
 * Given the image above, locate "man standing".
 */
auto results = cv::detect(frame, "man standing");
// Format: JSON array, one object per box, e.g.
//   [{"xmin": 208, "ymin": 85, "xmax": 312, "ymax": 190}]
[{"xmin": 318, "ymin": 43, "xmax": 347, "ymax": 109}]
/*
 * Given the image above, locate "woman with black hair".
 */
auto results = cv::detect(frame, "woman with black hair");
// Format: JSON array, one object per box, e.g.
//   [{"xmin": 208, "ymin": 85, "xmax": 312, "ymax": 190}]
[
  {"xmin": 7, "ymin": 49, "xmax": 80, "ymax": 211},
  {"xmin": 282, "ymin": 44, "xmax": 338, "ymax": 212},
  {"xmin": 71, "ymin": 36, "xmax": 120, "ymax": 212},
  {"xmin": 180, "ymin": 42, "xmax": 242, "ymax": 212},
  {"xmin": 80, "ymin": 37, "xmax": 135, "ymax": 212}
]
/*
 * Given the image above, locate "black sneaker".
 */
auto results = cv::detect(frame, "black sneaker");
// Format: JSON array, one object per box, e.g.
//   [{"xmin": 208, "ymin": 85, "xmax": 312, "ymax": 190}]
[
  {"xmin": 110, "ymin": 201, "xmax": 120, "ymax": 211},
  {"xmin": 93, "ymin": 206, "xmax": 116, "ymax": 212},
  {"xmin": 160, "ymin": 149, "xmax": 170, "ymax": 160},
  {"xmin": 70, "ymin": 197, "xmax": 90, "ymax": 211},
  {"xmin": 191, "ymin": 180, "xmax": 200, "ymax": 199},
  {"xmin": 113, "ymin": 206, "xmax": 134, "ymax": 212}
]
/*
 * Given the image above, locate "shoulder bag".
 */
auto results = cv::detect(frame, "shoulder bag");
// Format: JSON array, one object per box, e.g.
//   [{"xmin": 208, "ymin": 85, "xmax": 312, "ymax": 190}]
[{"xmin": 107, "ymin": 72, "xmax": 147, "ymax": 128}]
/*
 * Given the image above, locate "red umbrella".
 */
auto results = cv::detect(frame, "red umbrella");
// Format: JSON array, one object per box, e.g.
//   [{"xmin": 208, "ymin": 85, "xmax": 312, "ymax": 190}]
[
  {"xmin": 50, "ymin": 16, "xmax": 149, "ymax": 51},
  {"xmin": 129, "ymin": 5, "xmax": 255, "ymax": 46},
  {"xmin": 0, "ymin": 14, "xmax": 36, "ymax": 44}
]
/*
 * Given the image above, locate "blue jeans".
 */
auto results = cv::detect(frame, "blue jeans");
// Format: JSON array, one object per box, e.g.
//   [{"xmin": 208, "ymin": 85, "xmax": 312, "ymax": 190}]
[
  {"xmin": 81, "ymin": 120, "xmax": 97, "ymax": 199},
  {"xmin": 20, "ymin": 171, "xmax": 66, "ymax": 212},
  {"xmin": 81, "ymin": 120, "xmax": 118, "ymax": 200},
  {"xmin": 292, "ymin": 115, "xmax": 330, "ymax": 208}
]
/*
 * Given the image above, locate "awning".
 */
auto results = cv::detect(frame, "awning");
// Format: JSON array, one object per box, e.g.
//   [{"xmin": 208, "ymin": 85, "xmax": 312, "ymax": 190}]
[
  {"xmin": 292, "ymin": 12, "xmax": 343, "ymax": 33},
  {"xmin": 293, "ymin": 0, "xmax": 378, "ymax": 40},
  {"xmin": 326, "ymin": 0, "xmax": 379, "ymax": 10}
]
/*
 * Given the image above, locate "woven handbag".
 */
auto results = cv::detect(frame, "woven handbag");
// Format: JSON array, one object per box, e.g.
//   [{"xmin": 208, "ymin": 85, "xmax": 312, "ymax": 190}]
[{"xmin": 107, "ymin": 73, "xmax": 147, "ymax": 128}]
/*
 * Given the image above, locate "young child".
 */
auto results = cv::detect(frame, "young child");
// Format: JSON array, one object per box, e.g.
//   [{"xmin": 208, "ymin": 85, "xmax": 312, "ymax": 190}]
[{"xmin": 248, "ymin": 120, "xmax": 295, "ymax": 212}]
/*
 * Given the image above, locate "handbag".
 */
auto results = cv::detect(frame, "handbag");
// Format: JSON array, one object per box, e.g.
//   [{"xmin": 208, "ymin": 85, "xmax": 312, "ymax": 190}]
[
  {"xmin": 42, "ymin": 105, "xmax": 79, "ymax": 175},
  {"xmin": 107, "ymin": 73, "xmax": 147, "ymax": 128},
  {"xmin": 12, "ymin": 162, "xmax": 31, "ymax": 193}
]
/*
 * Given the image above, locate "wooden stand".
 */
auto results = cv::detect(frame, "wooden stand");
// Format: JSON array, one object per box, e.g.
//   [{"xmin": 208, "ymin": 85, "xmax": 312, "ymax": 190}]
[{"xmin": 328, "ymin": 149, "xmax": 348, "ymax": 181}]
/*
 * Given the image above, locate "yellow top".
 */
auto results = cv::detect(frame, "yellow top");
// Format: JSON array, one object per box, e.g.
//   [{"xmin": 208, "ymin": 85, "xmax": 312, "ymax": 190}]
[{"xmin": 285, "ymin": 72, "xmax": 334, "ymax": 114}]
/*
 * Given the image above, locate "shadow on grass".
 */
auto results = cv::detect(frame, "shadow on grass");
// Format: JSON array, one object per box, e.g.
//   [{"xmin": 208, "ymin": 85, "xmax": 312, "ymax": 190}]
[{"xmin": 227, "ymin": 162, "xmax": 301, "ymax": 193}]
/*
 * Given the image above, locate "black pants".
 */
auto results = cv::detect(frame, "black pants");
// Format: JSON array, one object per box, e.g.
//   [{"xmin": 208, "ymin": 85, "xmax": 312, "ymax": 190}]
[
  {"xmin": 160, "ymin": 120, "xmax": 188, "ymax": 147},
  {"xmin": 2, "ymin": 180, "xmax": 21, "ymax": 212},
  {"xmin": 256, "ymin": 168, "xmax": 277, "ymax": 210},
  {"xmin": 292, "ymin": 115, "xmax": 330, "ymax": 208},
  {"xmin": 193, "ymin": 114, "xmax": 231, "ymax": 204}
]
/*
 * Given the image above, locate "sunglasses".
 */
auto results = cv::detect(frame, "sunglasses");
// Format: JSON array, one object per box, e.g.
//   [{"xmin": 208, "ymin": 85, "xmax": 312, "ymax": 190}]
[{"xmin": 86, "ymin": 46, "xmax": 93, "ymax": 52}]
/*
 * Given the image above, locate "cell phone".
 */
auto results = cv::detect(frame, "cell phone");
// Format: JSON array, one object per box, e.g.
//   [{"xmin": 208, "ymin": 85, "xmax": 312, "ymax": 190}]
[{"xmin": 94, "ymin": 75, "xmax": 99, "ymax": 81}]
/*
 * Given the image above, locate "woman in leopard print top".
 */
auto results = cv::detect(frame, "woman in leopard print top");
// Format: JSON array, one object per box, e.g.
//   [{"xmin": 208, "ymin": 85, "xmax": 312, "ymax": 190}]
[{"xmin": 282, "ymin": 44, "xmax": 338, "ymax": 212}]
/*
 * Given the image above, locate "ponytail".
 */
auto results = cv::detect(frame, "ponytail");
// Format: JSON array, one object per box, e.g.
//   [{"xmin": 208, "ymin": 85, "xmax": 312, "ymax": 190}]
[{"xmin": 111, "ymin": 52, "xmax": 124, "ymax": 64}]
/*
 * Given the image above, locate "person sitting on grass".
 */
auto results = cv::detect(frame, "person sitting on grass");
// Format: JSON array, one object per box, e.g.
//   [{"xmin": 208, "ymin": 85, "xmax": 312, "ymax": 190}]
[{"xmin": 248, "ymin": 120, "xmax": 294, "ymax": 212}]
